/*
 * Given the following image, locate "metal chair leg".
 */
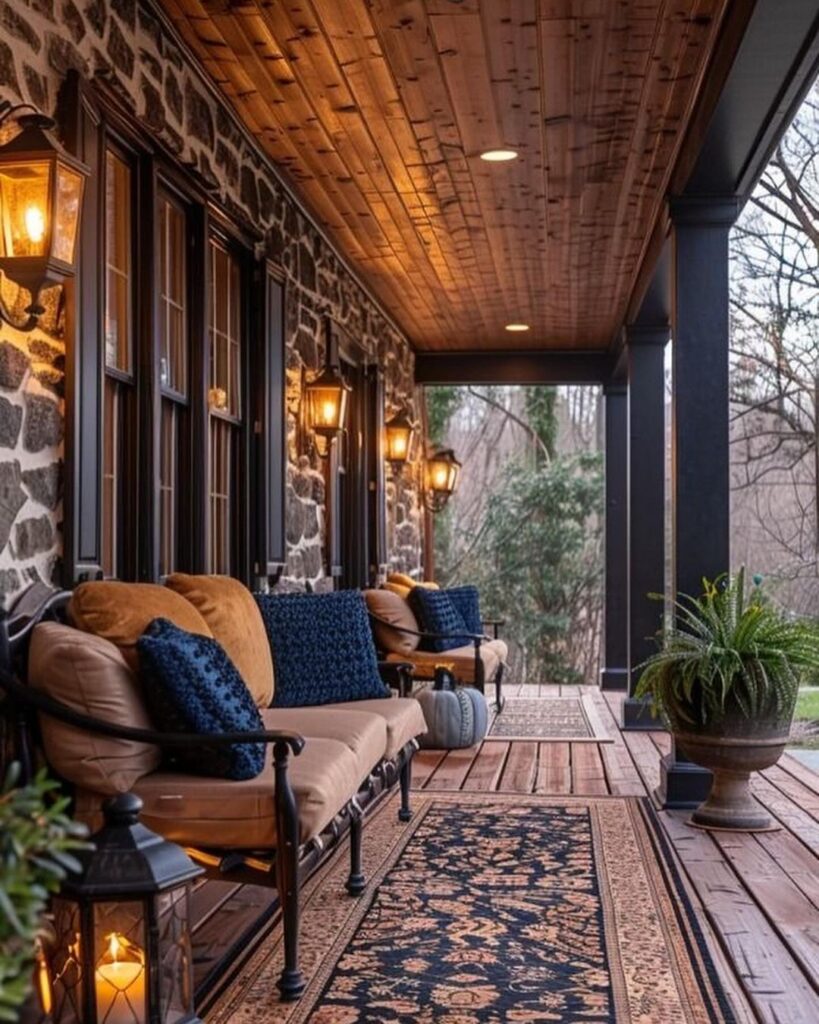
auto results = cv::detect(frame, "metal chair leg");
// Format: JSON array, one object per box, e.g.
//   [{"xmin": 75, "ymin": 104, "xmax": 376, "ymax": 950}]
[
  {"xmin": 273, "ymin": 742, "xmax": 306, "ymax": 1002},
  {"xmin": 494, "ymin": 663, "xmax": 505, "ymax": 712},
  {"xmin": 346, "ymin": 810, "xmax": 366, "ymax": 895},
  {"xmin": 399, "ymin": 755, "xmax": 412, "ymax": 822}
]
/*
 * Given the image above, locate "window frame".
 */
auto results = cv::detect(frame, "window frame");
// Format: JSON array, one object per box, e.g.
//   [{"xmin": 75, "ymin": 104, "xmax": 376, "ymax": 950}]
[{"xmin": 60, "ymin": 71, "xmax": 283, "ymax": 589}]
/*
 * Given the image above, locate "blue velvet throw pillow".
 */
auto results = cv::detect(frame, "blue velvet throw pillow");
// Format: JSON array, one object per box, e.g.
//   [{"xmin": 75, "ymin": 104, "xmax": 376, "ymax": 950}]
[
  {"xmin": 446, "ymin": 585, "xmax": 483, "ymax": 636},
  {"xmin": 137, "ymin": 618, "xmax": 265, "ymax": 781},
  {"xmin": 409, "ymin": 587, "xmax": 472, "ymax": 652},
  {"xmin": 255, "ymin": 591, "xmax": 390, "ymax": 708}
]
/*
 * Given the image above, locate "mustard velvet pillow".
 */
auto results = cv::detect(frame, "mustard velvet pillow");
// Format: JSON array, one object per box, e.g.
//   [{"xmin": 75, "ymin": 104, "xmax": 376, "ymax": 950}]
[
  {"xmin": 68, "ymin": 582, "xmax": 212, "ymax": 671},
  {"xmin": 384, "ymin": 580, "xmax": 411, "ymax": 600},
  {"xmin": 165, "ymin": 573, "xmax": 275, "ymax": 708},
  {"xmin": 388, "ymin": 573, "xmax": 439, "ymax": 591}
]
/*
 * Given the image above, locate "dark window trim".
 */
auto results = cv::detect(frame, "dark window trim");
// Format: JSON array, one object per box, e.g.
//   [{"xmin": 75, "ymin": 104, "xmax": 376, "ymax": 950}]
[{"xmin": 59, "ymin": 71, "xmax": 278, "ymax": 588}]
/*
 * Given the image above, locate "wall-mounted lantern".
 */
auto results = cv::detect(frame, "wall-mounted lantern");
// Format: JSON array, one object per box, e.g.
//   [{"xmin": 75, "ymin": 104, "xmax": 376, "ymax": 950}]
[
  {"xmin": 424, "ymin": 448, "xmax": 461, "ymax": 512},
  {"xmin": 385, "ymin": 409, "xmax": 414, "ymax": 472},
  {"xmin": 304, "ymin": 320, "xmax": 351, "ymax": 459},
  {"xmin": 41, "ymin": 793, "xmax": 203, "ymax": 1024},
  {"xmin": 0, "ymin": 103, "xmax": 89, "ymax": 330}
]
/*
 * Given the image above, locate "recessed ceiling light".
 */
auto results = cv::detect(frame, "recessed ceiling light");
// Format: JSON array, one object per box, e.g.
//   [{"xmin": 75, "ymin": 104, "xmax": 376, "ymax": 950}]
[
  {"xmin": 480, "ymin": 149, "xmax": 518, "ymax": 162},
  {"xmin": 505, "ymin": 323, "xmax": 530, "ymax": 332}
]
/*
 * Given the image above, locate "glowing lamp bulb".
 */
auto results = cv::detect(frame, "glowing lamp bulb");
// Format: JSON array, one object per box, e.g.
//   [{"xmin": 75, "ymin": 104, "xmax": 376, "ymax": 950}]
[
  {"xmin": 322, "ymin": 399, "xmax": 337, "ymax": 425},
  {"xmin": 25, "ymin": 204, "xmax": 45, "ymax": 244}
]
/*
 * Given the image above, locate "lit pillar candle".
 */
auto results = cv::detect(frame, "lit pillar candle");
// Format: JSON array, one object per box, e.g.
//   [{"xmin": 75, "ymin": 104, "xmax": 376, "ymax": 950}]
[{"xmin": 95, "ymin": 933, "xmax": 145, "ymax": 1024}]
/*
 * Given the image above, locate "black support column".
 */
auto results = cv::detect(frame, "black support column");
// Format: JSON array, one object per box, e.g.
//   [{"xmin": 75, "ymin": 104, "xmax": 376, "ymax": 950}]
[
  {"xmin": 658, "ymin": 196, "xmax": 739, "ymax": 806},
  {"xmin": 621, "ymin": 325, "xmax": 669, "ymax": 729},
  {"xmin": 600, "ymin": 382, "xmax": 628, "ymax": 690}
]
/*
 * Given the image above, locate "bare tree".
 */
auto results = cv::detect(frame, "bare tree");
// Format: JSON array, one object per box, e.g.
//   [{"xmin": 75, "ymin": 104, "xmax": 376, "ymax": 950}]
[{"xmin": 730, "ymin": 88, "xmax": 819, "ymax": 615}]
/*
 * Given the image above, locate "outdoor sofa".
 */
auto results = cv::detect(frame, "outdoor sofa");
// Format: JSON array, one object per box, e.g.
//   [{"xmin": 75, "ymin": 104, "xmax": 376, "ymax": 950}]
[{"xmin": 0, "ymin": 576, "xmax": 426, "ymax": 1002}]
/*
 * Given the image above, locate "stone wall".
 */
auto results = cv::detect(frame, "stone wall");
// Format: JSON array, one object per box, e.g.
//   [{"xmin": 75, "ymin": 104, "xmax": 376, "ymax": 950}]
[{"xmin": 0, "ymin": 0, "xmax": 424, "ymax": 602}]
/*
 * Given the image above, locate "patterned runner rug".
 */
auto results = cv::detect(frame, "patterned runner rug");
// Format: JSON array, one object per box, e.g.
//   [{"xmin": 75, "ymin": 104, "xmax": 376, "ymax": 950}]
[
  {"xmin": 487, "ymin": 695, "xmax": 607, "ymax": 741},
  {"xmin": 210, "ymin": 793, "xmax": 735, "ymax": 1023}
]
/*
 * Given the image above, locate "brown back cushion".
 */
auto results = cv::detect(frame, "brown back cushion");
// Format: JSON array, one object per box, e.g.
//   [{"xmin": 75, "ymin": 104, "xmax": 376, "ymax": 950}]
[
  {"xmin": 165, "ymin": 573, "xmax": 275, "ymax": 708},
  {"xmin": 364, "ymin": 588, "xmax": 421, "ymax": 656},
  {"xmin": 28, "ymin": 622, "xmax": 161, "ymax": 794},
  {"xmin": 68, "ymin": 581, "xmax": 212, "ymax": 670}
]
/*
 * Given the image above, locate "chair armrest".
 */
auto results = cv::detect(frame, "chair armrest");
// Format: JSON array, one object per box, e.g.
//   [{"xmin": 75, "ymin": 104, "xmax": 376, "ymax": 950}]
[
  {"xmin": 0, "ymin": 669, "xmax": 305, "ymax": 754},
  {"xmin": 368, "ymin": 611, "xmax": 486, "ymax": 645},
  {"xmin": 482, "ymin": 618, "xmax": 505, "ymax": 639},
  {"xmin": 378, "ymin": 661, "xmax": 413, "ymax": 697}
]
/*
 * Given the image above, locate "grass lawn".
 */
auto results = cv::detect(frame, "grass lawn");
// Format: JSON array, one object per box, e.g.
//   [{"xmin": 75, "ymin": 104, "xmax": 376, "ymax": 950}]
[{"xmin": 795, "ymin": 690, "xmax": 819, "ymax": 722}]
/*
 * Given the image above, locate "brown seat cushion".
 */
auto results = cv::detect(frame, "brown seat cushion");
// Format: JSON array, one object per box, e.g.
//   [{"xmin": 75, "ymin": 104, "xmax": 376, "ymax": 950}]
[
  {"xmin": 385, "ymin": 641, "xmax": 501, "ymax": 685},
  {"xmin": 28, "ymin": 622, "xmax": 160, "ymax": 794},
  {"xmin": 165, "ymin": 573, "xmax": 275, "ymax": 708},
  {"xmin": 261, "ymin": 707, "xmax": 386, "ymax": 769},
  {"xmin": 68, "ymin": 582, "xmax": 212, "ymax": 670},
  {"xmin": 323, "ymin": 696, "xmax": 426, "ymax": 760},
  {"xmin": 364, "ymin": 588, "xmax": 420, "ymax": 655},
  {"xmin": 103, "ymin": 737, "xmax": 368, "ymax": 848}
]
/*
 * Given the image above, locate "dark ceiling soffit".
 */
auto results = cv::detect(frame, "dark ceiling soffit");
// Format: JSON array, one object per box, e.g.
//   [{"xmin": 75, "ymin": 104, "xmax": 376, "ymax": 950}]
[
  {"xmin": 621, "ymin": 0, "xmax": 819, "ymax": 344},
  {"xmin": 414, "ymin": 351, "xmax": 614, "ymax": 386}
]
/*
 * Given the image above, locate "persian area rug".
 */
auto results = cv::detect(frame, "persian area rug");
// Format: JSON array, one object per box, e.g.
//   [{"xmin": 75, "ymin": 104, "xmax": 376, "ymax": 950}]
[
  {"xmin": 486, "ymin": 695, "xmax": 611, "ymax": 742},
  {"xmin": 210, "ymin": 793, "xmax": 735, "ymax": 1024}
]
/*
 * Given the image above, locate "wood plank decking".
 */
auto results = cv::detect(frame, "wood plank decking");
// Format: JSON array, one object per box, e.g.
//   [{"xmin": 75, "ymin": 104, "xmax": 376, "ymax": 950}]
[{"xmin": 412, "ymin": 683, "xmax": 819, "ymax": 1024}]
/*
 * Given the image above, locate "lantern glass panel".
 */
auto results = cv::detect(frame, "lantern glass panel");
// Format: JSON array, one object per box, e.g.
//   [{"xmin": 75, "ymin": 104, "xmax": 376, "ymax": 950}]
[
  {"xmin": 386, "ymin": 422, "xmax": 412, "ymax": 462},
  {"xmin": 307, "ymin": 383, "xmax": 345, "ymax": 433},
  {"xmin": 93, "ymin": 901, "xmax": 147, "ymax": 1024},
  {"xmin": 53, "ymin": 162, "xmax": 83, "ymax": 265},
  {"xmin": 46, "ymin": 896, "xmax": 83, "ymax": 1024},
  {"xmin": 157, "ymin": 885, "xmax": 196, "ymax": 1023},
  {"xmin": 0, "ymin": 159, "xmax": 50, "ymax": 258},
  {"xmin": 428, "ymin": 459, "xmax": 449, "ymax": 492}
]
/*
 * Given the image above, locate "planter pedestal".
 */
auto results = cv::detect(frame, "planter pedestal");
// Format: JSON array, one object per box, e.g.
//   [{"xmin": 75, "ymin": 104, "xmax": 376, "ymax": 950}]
[{"xmin": 676, "ymin": 728, "xmax": 789, "ymax": 832}]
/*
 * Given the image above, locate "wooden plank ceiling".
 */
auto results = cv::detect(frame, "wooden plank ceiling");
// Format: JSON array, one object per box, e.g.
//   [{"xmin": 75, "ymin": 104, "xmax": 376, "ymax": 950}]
[{"xmin": 160, "ymin": 0, "xmax": 730, "ymax": 351}]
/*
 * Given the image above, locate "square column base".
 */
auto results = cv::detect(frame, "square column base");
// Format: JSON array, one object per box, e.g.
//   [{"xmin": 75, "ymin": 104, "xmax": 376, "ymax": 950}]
[
  {"xmin": 621, "ymin": 695, "xmax": 660, "ymax": 731},
  {"xmin": 600, "ymin": 667, "xmax": 628, "ymax": 691},
  {"xmin": 656, "ymin": 751, "xmax": 712, "ymax": 809}
]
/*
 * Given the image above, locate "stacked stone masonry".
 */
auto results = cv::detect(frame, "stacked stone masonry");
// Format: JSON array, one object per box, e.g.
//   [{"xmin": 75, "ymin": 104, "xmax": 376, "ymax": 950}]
[{"xmin": 0, "ymin": 0, "xmax": 424, "ymax": 603}]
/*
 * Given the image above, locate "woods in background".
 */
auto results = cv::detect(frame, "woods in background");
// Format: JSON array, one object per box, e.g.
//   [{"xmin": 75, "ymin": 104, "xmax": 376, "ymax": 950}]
[{"xmin": 426, "ymin": 385, "xmax": 604, "ymax": 685}]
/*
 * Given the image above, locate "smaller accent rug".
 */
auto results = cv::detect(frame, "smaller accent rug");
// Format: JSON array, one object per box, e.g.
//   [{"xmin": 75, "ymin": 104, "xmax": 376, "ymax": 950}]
[
  {"xmin": 487, "ymin": 695, "xmax": 610, "ymax": 742},
  {"xmin": 210, "ymin": 792, "xmax": 735, "ymax": 1024}
]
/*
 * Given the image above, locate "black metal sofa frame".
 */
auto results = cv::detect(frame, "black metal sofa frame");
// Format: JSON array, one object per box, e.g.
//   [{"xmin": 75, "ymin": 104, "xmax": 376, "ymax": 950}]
[
  {"xmin": 368, "ymin": 610, "xmax": 506, "ymax": 711},
  {"xmin": 0, "ymin": 584, "xmax": 417, "ymax": 1003}
]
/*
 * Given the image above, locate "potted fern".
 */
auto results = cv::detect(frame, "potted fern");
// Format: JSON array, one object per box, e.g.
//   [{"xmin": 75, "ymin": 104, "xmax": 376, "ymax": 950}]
[{"xmin": 636, "ymin": 570, "xmax": 819, "ymax": 831}]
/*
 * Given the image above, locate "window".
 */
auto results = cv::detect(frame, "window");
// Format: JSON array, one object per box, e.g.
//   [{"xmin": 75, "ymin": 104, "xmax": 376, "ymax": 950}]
[
  {"xmin": 101, "ymin": 148, "xmax": 134, "ymax": 579},
  {"xmin": 207, "ymin": 239, "xmax": 243, "ymax": 575},
  {"xmin": 158, "ymin": 194, "xmax": 189, "ymax": 576}
]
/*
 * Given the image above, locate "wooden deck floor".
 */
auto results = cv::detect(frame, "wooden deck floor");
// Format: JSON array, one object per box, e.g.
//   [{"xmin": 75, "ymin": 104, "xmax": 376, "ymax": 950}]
[{"xmin": 413, "ymin": 683, "xmax": 819, "ymax": 1024}]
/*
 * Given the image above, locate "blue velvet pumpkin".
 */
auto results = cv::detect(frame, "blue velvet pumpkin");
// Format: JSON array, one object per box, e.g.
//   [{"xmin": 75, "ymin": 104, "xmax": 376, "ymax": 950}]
[{"xmin": 416, "ymin": 681, "xmax": 488, "ymax": 749}]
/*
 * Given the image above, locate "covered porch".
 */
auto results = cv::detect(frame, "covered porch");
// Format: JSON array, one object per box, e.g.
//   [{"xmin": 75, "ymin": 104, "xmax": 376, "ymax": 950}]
[{"xmin": 1, "ymin": 0, "xmax": 819, "ymax": 1022}]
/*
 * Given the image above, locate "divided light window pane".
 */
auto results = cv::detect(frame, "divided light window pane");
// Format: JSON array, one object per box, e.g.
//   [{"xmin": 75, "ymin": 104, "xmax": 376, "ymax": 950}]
[
  {"xmin": 208, "ymin": 240, "xmax": 241, "ymax": 418},
  {"xmin": 158, "ymin": 197, "xmax": 187, "ymax": 396},
  {"xmin": 104, "ymin": 151, "xmax": 132, "ymax": 375}
]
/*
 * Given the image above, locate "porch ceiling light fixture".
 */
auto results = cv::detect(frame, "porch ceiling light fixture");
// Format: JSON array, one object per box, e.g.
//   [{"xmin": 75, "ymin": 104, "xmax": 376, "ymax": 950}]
[
  {"xmin": 424, "ymin": 448, "xmax": 461, "ymax": 513},
  {"xmin": 304, "ymin": 319, "xmax": 351, "ymax": 459},
  {"xmin": 40, "ymin": 792, "xmax": 203, "ymax": 1024},
  {"xmin": 479, "ymin": 149, "xmax": 518, "ymax": 162},
  {"xmin": 504, "ymin": 322, "xmax": 530, "ymax": 332},
  {"xmin": 0, "ymin": 101, "xmax": 89, "ymax": 331},
  {"xmin": 385, "ymin": 408, "xmax": 415, "ymax": 472}
]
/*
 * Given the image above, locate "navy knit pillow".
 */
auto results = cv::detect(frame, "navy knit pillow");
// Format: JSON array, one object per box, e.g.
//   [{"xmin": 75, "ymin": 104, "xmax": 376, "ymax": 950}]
[
  {"xmin": 255, "ymin": 591, "xmax": 390, "ymax": 708},
  {"xmin": 409, "ymin": 587, "xmax": 472, "ymax": 652},
  {"xmin": 137, "ymin": 618, "xmax": 264, "ymax": 781},
  {"xmin": 446, "ymin": 586, "xmax": 483, "ymax": 636}
]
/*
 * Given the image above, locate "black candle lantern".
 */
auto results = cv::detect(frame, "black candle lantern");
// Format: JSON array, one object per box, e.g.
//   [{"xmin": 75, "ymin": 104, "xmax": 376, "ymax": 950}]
[
  {"xmin": 42, "ymin": 793, "xmax": 203, "ymax": 1024},
  {"xmin": 304, "ymin": 319, "xmax": 351, "ymax": 458}
]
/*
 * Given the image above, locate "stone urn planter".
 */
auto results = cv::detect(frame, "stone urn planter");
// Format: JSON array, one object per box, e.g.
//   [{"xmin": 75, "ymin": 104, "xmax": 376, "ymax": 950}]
[
  {"xmin": 673, "ymin": 703, "xmax": 794, "ymax": 831},
  {"xmin": 635, "ymin": 569, "xmax": 819, "ymax": 833}
]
